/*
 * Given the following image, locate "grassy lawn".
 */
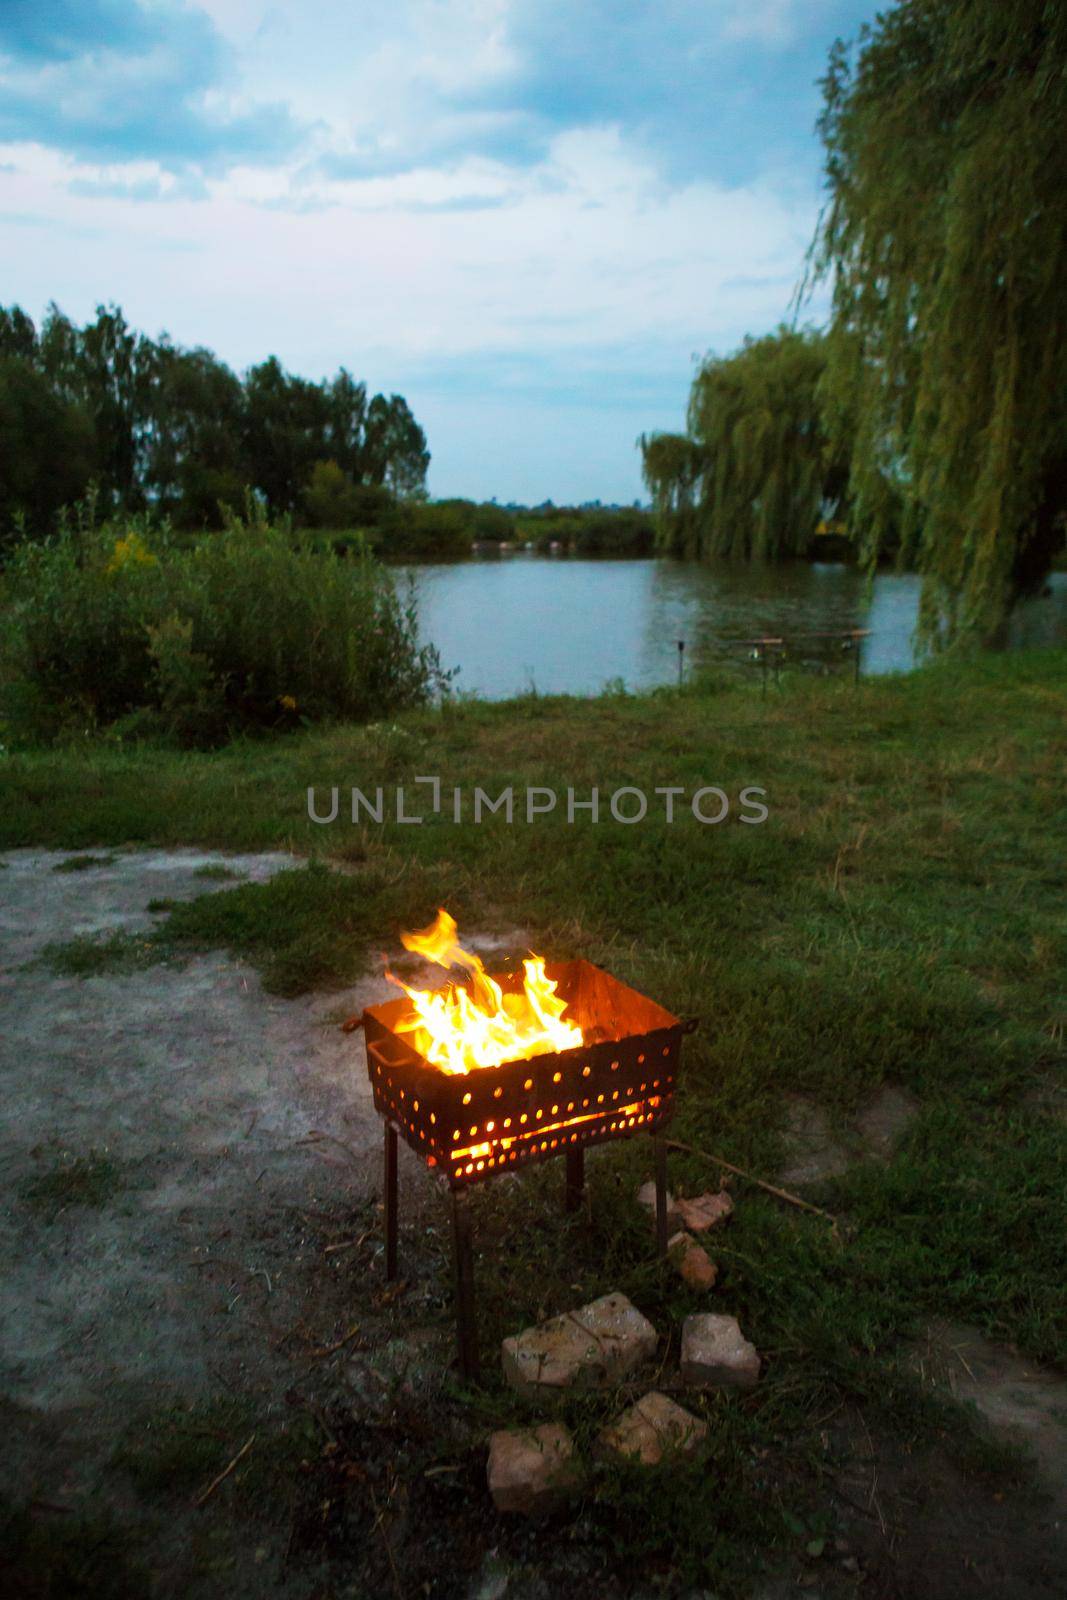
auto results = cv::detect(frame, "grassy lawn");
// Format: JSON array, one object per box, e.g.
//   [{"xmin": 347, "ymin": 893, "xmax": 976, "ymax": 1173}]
[{"xmin": 3, "ymin": 649, "xmax": 1066, "ymax": 1594}]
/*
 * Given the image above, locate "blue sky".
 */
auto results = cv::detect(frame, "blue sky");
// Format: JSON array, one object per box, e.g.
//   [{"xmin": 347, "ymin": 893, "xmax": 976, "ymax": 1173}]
[{"xmin": 0, "ymin": 0, "xmax": 876, "ymax": 503}]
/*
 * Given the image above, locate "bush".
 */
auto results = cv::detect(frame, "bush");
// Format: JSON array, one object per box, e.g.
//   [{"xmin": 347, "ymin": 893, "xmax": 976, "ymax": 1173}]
[
  {"xmin": 379, "ymin": 500, "xmax": 475, "ymax": 559},
  {"xmin": 303, "ymin": 459, "xmax": 369, "ymax": 529},
  {"xmin": 0, "ymin": 501, "xmax": 447, "ymax": 745}
]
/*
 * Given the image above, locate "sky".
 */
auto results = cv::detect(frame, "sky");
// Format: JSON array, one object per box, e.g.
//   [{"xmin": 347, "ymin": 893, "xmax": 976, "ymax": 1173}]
[{"xmin": 0, "ymin": 0, "xmax": 876, "ymax": 504}]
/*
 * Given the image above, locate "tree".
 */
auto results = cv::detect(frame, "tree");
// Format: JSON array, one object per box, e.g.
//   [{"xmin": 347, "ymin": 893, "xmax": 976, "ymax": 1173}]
[
  {"xmin": 639, "ymin": 432, "xmax": 706, "ymax": 558},
  {"xmin": 641, "ymin": 328, "xmax": 847, "ymax": 559},
  {"xmin": 0, "ymin": 358, "xmax": 95, "ymax": 550},
  {"xmin": 77, "ymin": 304, "xmax": 154, "ymax": 513},
  {"xmin": 242, "ymin": 356, "xmax": 332, "ymax": 516},
  {"xmin": 323, "ymin": 369, "xmax": 368, "ymax": 481},
  {"xmin": 0, "ymin": 302, "xmax": 431, "ymax": 539},
  {"xmin": 143, "ymin": 341, "xmax": 246, "ymax": 526},
  {"xmin": 809, "ymin": 0, "xmax": 1067, "ymax": 640},
  {"xmin": 362, "ymin": 394, "xmax": 430, "ymax": 498}
]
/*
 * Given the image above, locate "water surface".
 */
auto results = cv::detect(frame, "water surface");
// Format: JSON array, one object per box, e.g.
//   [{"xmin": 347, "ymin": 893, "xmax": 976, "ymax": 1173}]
[{"xmin": 400, "ymin": 555, "xmax": 1067, "ymax": 699}]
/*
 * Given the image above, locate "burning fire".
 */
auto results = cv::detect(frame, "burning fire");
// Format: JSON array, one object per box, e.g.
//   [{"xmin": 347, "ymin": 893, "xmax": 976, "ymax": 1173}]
[{"xmin": 388, "ymin": 909, "xmax": 583, "ymax": 1074}]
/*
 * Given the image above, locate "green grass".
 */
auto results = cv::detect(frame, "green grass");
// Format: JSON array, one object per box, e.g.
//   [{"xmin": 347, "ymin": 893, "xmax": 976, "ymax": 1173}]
[
  {"xmin": 52, "ymin": 852, "xmax": 117, "ymax": 872},
  {"xmin": 19, "ymin": 1149, "xmax": 126, "ymax": 1220},
  {"xmin": 191, "ymin": 862, "xmax": 240, "ymax": 880},
  {"xmin": 39, "ymin": 930, "xmax": 166, "ymax": 979},
  {"xmin": 3, "ymin": 647, "xmax": 1066, "ymax": 1594},
  {"xmin": 113, "ymin": 1397, "xmax": 318, "ymax": 1506}
]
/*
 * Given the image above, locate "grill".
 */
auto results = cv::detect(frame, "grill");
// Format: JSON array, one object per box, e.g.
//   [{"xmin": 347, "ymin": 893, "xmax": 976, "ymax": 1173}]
[{"xmin": 362, "ymin": 957, "xmax": 696, "ymax": 1378}]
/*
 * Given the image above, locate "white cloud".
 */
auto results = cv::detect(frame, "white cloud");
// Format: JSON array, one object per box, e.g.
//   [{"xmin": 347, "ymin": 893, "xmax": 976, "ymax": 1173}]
[
  {"xmin": 721, "ymin": 0, "xmax": 800, "ymax": 45},
  {"xmin": 0, "ymin": 0, "xmax": 845, "ymax": 498},
  {"xmin": 0, "ymin": 119, "xmax": 818, "ymax": 368}
]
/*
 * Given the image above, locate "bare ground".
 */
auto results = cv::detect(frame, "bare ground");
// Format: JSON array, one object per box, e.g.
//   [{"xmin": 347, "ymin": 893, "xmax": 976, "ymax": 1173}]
[
  {"xmin": 1, "ymin": 850, "xmax": 1065, "ymax": 1599},
  {"xmin": 0, "ymin": 848, "xmax": 526, "ymax": 1596}
]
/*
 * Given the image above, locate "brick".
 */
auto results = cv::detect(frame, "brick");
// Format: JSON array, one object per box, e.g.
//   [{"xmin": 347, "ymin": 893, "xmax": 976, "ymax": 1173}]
[
  {"xmin": 668, "ymin": 1230, "xmax": 718, "ymax": 1290},
  {"xmin": 487, "ymin": 1422, "xmax": 580, "ymax": 1516},
  {"xmin": 501, "ymin": 1292, "xmax": 658, "ymax": 1394},
  {"xmin": 598, "ymin": 1390, "xmax": 709, "ymax": 1466},
  {"xmin": 680, "ymin": 1313, "xmax": 760, "ymax": 1389},
  {"xmin": 675, "ymin": 1190, "xmax": 734, "ymax": 1232}
]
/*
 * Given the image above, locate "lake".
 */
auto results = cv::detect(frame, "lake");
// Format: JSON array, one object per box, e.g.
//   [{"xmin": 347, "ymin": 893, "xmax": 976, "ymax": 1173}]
[{"xmin": 401, "ymin": 554, "xmax": 1067, "ymax": 700}]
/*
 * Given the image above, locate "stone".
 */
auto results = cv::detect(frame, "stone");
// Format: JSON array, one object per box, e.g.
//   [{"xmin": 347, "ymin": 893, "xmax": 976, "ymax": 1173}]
[
  {"xmin": 668, "ymin": 1230, "xmax": 718, "ymax": 1290},
  {"xmin": 598, "ymin": 1390, "xmax": 709, "ymax": 1466},
  {"xmin": 486, "ymin": 1423, "xmax": 580, "ymax": 1516},
  {"xmin": 680, "ymin": 1313, "xmax": 760, "ymax": 1389},
  {"xmin": 675, "ymin": 1189, "xmax": 734, "ymax": 1232},
  {"xmin": 501, "ymin": 1291, "xmax": 658, "ymax": 1395},
  {"xmin": 635, "ymin": 1179, "xmax": 683, "ymax": 1230}
]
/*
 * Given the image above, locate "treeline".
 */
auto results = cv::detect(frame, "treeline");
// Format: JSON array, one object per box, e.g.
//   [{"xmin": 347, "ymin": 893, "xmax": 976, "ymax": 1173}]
[
  {"xmin": 642, "ymin": 0, "xmax": 1067, "ymax": 639},
  {"xmin": 0, "ymin": 302, "xmax": 429, "ymax": 546},
  {"xmin": 308, "ymin": 486, "xmax": 655, "ymax": 561},
  {"xmin": 0, "ymin": 301, "xmax": 654, "ymax": 562}
]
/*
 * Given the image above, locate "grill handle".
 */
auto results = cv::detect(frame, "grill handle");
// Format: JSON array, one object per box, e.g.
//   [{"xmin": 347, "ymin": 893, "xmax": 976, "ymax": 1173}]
[{"xmin": 680, "ymin": 1016, "xmax": 700, "ymax": 1035}]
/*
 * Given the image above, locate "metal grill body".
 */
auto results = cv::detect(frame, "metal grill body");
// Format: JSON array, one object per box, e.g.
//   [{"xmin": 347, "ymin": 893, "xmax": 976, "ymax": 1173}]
[
  {"xmin": 361, "ymin": 958, "xmax": 694, "ymax": 1379},
  {"xmin": 363, "ymin": 958, "xmax": 685, "ymax": 1187}
]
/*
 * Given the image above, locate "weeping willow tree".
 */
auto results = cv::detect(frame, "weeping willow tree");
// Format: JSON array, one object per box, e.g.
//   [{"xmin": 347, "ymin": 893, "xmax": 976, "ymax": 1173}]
[
  {"xmin": 809, "ymin": 0, "xmax": 1067, "ymax": 643},
  {"xmin": 640, "ymin": 327, "xmax": 848, "ymax": 559},
  {"xmin": 639, "ymin": 431, "xmax": 705, "ymax": 556}
]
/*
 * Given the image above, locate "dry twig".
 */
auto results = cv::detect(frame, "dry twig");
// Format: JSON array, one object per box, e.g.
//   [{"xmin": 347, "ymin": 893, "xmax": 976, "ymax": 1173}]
[
  {"xmin": 193, "ymin": 1434, "xmax": 256, "ymax": 1508},
  {"xmin": 664, "ymin": 1137, "xmax": 839, "ymax": 1225},
  {"xmin": 308, "ymin": 1322, "xmax": 362, "ymax": 1359},
  {"xmin": 369, "ymin": 1482, "xmax": 404, "ymax": 1600},
  {"xmin": 324, "ymin": 1228, "xmax": 372, "ymax": 1255}
]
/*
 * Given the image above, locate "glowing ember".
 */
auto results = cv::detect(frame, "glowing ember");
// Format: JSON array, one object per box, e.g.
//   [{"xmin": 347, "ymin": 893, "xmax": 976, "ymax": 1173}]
[{"xmin": 388, "ymin": 909, "xmax": 583, "ymax": 1074}]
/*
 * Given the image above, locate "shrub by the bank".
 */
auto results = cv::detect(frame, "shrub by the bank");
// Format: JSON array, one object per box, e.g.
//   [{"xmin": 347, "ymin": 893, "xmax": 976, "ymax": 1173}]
[{"xmin": 0, "ymin": 503, "xmax": 446, "ymax": 745}]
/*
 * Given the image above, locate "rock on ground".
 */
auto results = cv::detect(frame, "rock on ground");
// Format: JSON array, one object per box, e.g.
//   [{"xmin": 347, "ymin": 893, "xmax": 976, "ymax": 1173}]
[
  {"xmin": 674, "ymin": 1190, "xmax": 733, "ymax": 1233},
  {"xmin": 501, "ymin": 1292, "xmax": 657, "ymax": 1395},
  {"xmin": 635, "ymin": 1179, "xmax": 683, "ymax": 1230},
  {"xmin": 487, "ymin": 1422, "xmax": 580, "ymax": 1516},
  {"xmin": 680, "ymin": 1313, "xmax": 760, "ymax": 1390},
  {"xmin": 598, "ymin": 1390, "xmax": 708, "ymax": 1466},
  {"xmin": 668, "ymin": 1230, "xmax": 718, "ymax": 1289}
]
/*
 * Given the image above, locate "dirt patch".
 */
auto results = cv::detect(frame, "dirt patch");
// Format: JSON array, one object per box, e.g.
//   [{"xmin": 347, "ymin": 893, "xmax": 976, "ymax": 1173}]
[
  {"xmin": 0, "ymin": 848, "xmax": 529, "ymax": 1597},
  {"xmin": 854, "ymin": 1085, "xmax": 919, "ymax": 1157},
  {"xmin": 778, "ymin": 1085, "xmax": 919, "ymax": 1186},
  {"xmin": 778, "ymin": 1099, "xmax": 853, "ymax": 1186},
  {"xmin": 812, "ymin": 1323, "xmax": 1067, "ymax": 1598},
  {"xmin": 826, "ymin": 1403, "xmax": 1067, "ymax": 1600},
  {"xmin": 914, "ymin": 1321, "xmax": 1067, "ymax": 1520}
]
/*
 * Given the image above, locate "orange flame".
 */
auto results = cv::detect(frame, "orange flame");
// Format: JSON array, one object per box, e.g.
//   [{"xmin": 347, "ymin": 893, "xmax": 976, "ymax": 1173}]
[{"xmin": 388, "ymin": 909, "xmax": 582, "ymax": 1074}]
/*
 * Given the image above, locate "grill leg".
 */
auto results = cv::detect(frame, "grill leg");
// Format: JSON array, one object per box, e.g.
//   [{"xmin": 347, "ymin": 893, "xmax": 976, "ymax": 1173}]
[
  {"xmin": 654, "ymin": 1134, "xmax": 669, "ymax": 1257},
  {"xmin": 450, "ymin": 1188, "xmax": 480, "ymax": 1383},
  {"xmin": 564, "ymin": 1145, "xmax": 585, "ymax": 1212},
  {"xmin": 384, "ymin": 1122, "xmax": 398, "ymax": 1281}
]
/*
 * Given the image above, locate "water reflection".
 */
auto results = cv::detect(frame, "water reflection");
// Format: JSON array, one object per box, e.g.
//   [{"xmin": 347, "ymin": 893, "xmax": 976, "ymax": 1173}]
[{"xmin": 400, "ymin": 554, "xmax": 1067, "ymax": 700}]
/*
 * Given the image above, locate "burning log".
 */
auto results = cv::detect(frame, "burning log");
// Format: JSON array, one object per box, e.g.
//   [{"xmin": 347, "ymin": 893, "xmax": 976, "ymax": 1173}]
[{"xmin": 361, "ymin": 912, "xmax": 698, "ymax": 1379}]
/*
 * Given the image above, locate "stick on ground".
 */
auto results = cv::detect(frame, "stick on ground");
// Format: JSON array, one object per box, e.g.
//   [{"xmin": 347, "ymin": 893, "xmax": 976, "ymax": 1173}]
[
  {"xmin": 193, "ymin": 1433, "xmax": 256, "ymax": 1508},
  {"xmin": 665, "ymin": 1137, "xmax": 839, "ymax": 1225}
]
